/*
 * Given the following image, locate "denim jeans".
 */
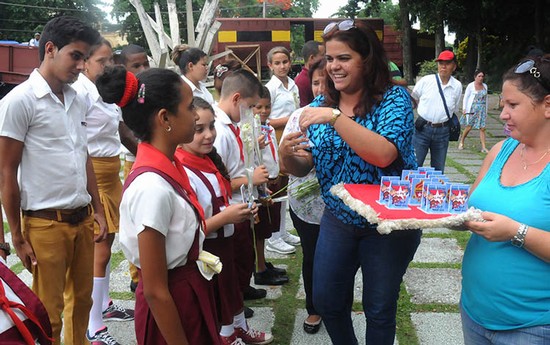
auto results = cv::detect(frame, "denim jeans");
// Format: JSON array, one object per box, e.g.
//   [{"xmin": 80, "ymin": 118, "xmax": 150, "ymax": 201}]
[
  {"xmin": 313, "ymin": 210, "xmax": 421, "ymax": 345},
  {"xmin": 290, "ymin": 206, "xmax": 320, "ymax": 316},
  {"xmin": 413, "ymin": 123, "xmax": 450, "ymax": 173},
  {"xmin": 461, "ymin": 305, "xmax": 550, "ymax": 345}
]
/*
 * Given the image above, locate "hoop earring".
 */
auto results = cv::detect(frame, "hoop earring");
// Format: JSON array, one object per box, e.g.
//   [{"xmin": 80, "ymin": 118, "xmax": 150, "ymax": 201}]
[{"xmin": 166, "ymin": 126, "xmax": 172, "ymax": 132}]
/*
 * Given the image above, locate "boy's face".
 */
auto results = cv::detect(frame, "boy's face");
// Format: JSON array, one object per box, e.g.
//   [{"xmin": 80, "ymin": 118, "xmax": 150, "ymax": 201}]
[
  {"xmin": 253, "ymin": 98, "xmax": 271, "ymax": 123},
  {"xmin": 231, "ymin": 94, "xmax": 259, "ymax": 123},
  {"xmin": 125, "ymin": 52, "xmax": 150, "ymax": 74},
  {"xmin": 47, "ymin": 40, "xmax": 89, "ymax": 84}
]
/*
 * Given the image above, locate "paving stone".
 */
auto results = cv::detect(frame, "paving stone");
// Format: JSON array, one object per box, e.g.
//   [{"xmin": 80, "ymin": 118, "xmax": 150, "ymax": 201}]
[
  {"xmin": 290, "ymin": 309, "xmax": 398, "ymax": 345},
  {"xmin": 110, "ymin": 258, "xmax": 133, "ymax": 293},
  {"xmin": 453, "ymin": 158, "xmax": 484, "ymax": 166},
  {"xmin": 404, "ymin": 268, "xmax": 462, "ymax": 305},
  {"xmin": 413, "ymin": 238, "xmax": 463, "ymax": 264},
  {"xmin": 444, "ymin": 174, "xmax": 472, "ymax": 183},
  {"xmin": 461, "ymin": 165, "xmax": 482, "ymax": 175},
  {"xmin": 422, "ymin": 227, "xmax": 453, "ymax": 234},
  {"xmin": 411, "ymin": 312, "xmax": 464, "ymax": 345},
  {"xmin": 296, "ymin": 269, "xmax": 363, "ymax": 303},
  {"xmin": 442, "ymin": 166, "xmax": 459, "ymax": 174}
]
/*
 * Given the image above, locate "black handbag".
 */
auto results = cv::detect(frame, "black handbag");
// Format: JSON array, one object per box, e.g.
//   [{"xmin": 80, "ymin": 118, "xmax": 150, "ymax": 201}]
[{"xmin": 435, "ymin": 74, "xmax": 461, "ymax": 141}]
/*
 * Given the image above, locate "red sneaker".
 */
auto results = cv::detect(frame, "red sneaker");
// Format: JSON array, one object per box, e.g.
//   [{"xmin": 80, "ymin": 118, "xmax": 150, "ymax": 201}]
[
  {"xmin": 235, "ymin": 325, "xmax": 273, "ymax": 345},
  {"xmin": 220, "ymin": 332, "xmax": 245, "ymax": 345}
]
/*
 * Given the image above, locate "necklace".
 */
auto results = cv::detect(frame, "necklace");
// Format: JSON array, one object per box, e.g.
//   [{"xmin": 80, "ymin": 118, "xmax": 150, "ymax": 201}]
[{"xmin": 520, "ymin": 144, "xmax": 550, "ymax": 170}]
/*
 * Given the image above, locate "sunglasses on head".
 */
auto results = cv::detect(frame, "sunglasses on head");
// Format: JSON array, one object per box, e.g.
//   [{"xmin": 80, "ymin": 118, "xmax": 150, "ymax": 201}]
[
  {"xmin": 514, "ymin": 59, "xmax": 550, "ymax": 91},
  {"xmin": 323, "ymin": 19, "xmax": 356, "ymax": 37}
]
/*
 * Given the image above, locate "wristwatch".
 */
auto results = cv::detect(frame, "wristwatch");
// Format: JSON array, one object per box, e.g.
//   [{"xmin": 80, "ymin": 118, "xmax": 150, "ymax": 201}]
[
  {"xmin": 0, "ymin": 242, "xmax": 10, "ymax": 256},
  {"xmin": 329, "ymin": 109, "xmax": 341, "ymax": 126},
  {"xmin": 511, "ymin": 223, "xmax": 529, "ymax": 248}
]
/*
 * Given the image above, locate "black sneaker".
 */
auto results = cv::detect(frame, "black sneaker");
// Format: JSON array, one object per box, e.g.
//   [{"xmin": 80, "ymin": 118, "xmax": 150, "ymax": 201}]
[
  {"xmin": 266, "ymin": 262, "xmax": 287, "ymax": 275},
  {"xmin": 244, "ymin": 306, "xmax": 254, "ymax": 319},
  {"xmin": 254, "ymin": 269, "xmax": 289, "ymax": 286},
  {"xmin": 243, "ymin": 286, "xmax": 267, "ymax": 300},
  {"xmin": 86, "ymin": 326, "xmax": 121, "ymax": 345}
]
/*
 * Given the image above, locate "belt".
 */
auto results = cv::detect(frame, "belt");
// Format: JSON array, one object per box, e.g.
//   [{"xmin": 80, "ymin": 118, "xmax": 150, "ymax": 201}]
[
  {"xmin": 22, "ymin": 205, "xmax": 92, "ymax": 225},
  {"xmin": 426, "ymin": 120, "xmax": 449, "ymax": 127}
]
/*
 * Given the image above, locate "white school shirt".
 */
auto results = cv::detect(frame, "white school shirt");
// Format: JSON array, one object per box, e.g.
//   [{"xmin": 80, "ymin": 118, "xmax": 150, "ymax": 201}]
[
  {"xmin": 119, "ymin": 172, "xmax": 204, "ymax": 269},
  {"xmin": 0, "ymin": 69, "xmax": 91, "ymax": 210},
  {"xmin": 185, "ymin": 167, "xmax": 234, "ymax": 239},
  {"xmin": 212, "ymin": 105, "xmax": 246, "ymax": 203},
  {"xmin": 73, "ymin": 73, "xmax": 122, "ymax": 158},
  {"xmin": 265, "ymin": 75, "xmax": 300, "ymax": 119},
  {"xmin": 182, "ymin": 75, "xmax": 215, "ymax": 104},
  {"xmin": 412, "ymin": 74, "xmax": 462, "ymax": 124},
  {"xmin": 260, "ymin": 123, "xmax": 279, "ymax": 178}
]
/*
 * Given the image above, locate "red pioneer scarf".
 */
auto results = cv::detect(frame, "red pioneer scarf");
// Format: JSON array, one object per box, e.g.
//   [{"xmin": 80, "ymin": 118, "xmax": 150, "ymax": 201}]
[
  {"xmin": 175, "ymin": 148, "xmax": 232, "ymax": 206},
  {"xmin": 131, "ymin": 143, "xmax": 206, "ymax": 228}
]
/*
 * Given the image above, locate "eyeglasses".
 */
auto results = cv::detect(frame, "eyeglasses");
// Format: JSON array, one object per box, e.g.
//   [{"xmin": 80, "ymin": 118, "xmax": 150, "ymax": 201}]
[
  {"xmin": 323, "ymin": 20, "xmax": 355, "ymax": 37},
  {"xmin": 514, "ymin": 59, "xmax": 550, "ymax": 91}
]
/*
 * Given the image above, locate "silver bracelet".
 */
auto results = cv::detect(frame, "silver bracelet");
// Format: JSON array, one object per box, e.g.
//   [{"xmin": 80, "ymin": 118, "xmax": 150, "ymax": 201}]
[{"xmin": 511, "ymin": 223, "xmax": 529, "ymax": 248}]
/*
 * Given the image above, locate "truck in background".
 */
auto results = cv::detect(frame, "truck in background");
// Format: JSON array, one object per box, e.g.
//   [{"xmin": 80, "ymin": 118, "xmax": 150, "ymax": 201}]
[{"xmin": 0, "ymin": 42, "xmax": 40, "ymax": 98}]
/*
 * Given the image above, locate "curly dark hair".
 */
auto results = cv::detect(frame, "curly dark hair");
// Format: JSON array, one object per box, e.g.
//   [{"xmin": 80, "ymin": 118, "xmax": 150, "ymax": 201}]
[
  {"xmin": 322, "ymin": 20, "xmax": 391, "ymax": 117},
  {"xmin": 96, "ymin": 66, "xmax": 184, "ymax": 142}
]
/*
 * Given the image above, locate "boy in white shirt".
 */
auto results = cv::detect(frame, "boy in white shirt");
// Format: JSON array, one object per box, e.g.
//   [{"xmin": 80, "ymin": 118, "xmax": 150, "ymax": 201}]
[
  {"xmin": 213, "ymin": 69, "xmax": 274, "ymax": 344},
  {"xmin": 252, "ymin": 87, "xmax": 290, "ymax": 286}
]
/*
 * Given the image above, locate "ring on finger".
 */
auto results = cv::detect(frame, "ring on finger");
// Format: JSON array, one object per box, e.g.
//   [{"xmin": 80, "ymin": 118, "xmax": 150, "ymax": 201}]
[{"xmin": 292, "ymin": 145, "xmax": 296, "ymax": 152}]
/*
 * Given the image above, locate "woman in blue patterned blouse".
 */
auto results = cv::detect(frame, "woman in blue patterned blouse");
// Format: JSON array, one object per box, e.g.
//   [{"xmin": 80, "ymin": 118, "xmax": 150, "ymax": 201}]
[{"xmin": 280, "ymin": 20, "xmax": 421, "ymax": 345}]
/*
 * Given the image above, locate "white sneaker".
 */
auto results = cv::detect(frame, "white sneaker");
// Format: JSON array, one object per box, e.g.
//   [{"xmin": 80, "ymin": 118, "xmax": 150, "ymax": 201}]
[
  {"xmin": 282, "ymin": 233, "xmax": 301, "ymax": 246},
  {"xmin": 266, "ymin": 238, "xmax": 296, "ymax": 254}
]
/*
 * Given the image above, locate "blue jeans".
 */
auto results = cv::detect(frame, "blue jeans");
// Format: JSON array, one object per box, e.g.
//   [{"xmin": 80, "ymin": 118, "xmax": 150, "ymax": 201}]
[
  {"xmin": 461, "ymin": 305, "xmax": 550, "ymax": 345},
  {"xmin": 413, "ymin": 123, "xmax": 450, "ymax": 173},
  {"xmin": 313, "ymin": 210, "xmax": 421, "ymax": 345}
]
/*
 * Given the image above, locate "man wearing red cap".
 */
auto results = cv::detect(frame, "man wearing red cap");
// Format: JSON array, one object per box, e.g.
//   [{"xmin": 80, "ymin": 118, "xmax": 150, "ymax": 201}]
[{"xmin": 411, "ymin": 49, "xmax": 462, "ymax": 172}]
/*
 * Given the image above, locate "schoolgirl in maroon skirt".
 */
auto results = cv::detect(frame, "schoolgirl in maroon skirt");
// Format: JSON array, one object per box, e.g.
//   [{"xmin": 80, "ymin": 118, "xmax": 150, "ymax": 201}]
[
  {"xmin": 96, "ymin": 67, "xmax": 220, "ymax": 345},
  {"xmin": 178, "ymin": 97, "xmax": 273, "ymax": 344}
]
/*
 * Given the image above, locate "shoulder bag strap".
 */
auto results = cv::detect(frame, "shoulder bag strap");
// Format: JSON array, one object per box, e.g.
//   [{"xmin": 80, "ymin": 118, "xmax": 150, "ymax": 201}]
[{"xmin": 435, "ymin": 74, "xmax": 452, "ymax": 121}]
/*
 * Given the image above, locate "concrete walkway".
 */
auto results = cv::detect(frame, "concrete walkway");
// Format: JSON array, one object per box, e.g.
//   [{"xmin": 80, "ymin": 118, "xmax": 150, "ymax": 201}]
[{"xmin": 3, "ymin": 96, "xmax": 506, "ymax": 344}]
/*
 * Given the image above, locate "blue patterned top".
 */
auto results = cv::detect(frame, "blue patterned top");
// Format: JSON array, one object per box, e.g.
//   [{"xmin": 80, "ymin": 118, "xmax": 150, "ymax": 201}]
[{"xmin": 308, "ymin": 86, "xmax": 417, "ymax": 227}]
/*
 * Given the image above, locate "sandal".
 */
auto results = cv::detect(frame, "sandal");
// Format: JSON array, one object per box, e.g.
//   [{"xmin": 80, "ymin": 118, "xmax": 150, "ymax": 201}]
[
  {"xmin": 481, "ymin": 148, "xmax": 489, "ymax": 153},
  {"xmin": 458, "ymin": 142, "xmax": 464, "ymax": 150}
]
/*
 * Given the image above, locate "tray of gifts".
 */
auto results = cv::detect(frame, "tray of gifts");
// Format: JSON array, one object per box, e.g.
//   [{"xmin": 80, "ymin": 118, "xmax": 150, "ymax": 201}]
[{"xmin": 330, "ymin": 168, "xmax": 482, "ymax": 234}]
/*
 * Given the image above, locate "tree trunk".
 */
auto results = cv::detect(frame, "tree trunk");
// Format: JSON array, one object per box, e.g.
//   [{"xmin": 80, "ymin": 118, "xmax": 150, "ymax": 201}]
[
  {"xmin": 435, "ymin": 20, "xmax": 445, "ymax": 54},
  {"xmin": 399, "ymin": 0, "xmax": 414, "ymax": 84}
]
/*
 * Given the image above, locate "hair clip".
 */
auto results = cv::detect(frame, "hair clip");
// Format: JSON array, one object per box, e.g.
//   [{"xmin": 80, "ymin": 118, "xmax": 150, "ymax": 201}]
[
  {"xmin": 137, "ymin": 83, "xmax": 146, "ymax": 104},
  {"xmin": 215, "ymin": 65, "xmax": 229, "ymax": 78}
]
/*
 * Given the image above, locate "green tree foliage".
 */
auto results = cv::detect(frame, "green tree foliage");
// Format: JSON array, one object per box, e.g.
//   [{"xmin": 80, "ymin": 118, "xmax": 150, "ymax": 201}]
[{"xmin": 0, "ymin": 0, "xmax": 105, "ymax": 42}]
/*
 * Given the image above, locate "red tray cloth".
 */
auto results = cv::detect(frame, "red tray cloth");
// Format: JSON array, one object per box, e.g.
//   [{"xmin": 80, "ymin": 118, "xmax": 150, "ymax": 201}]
[{"xmin": 330, "ymin": 183, "xmax": 482, "ymax": 234}]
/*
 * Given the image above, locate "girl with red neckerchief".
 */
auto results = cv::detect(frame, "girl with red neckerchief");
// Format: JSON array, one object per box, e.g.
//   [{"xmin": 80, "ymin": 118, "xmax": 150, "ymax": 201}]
[
  {"xmin": 96, "ymin": 66, "xmax": 221, "ymax": 345},
  {"xmin": 177, "ymin": 97, "xmax": 273, "ymax": 345}
]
